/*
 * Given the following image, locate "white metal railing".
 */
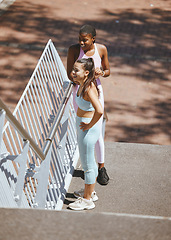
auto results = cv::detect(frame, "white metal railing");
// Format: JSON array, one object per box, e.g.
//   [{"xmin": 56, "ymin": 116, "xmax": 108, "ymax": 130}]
[{"xmin": 0, "ymin": 39, "xmax": 79, "ymax": 210}]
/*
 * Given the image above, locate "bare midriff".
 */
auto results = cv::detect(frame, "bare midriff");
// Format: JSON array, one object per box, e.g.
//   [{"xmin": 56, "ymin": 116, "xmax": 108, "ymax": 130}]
[{"xmin": 77, "ymin": 107, "xmax": 94, "ymax": 118}]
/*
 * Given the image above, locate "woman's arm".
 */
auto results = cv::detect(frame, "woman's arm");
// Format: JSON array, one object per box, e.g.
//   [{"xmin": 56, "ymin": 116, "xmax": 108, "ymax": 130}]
[
  {"xmin": 79, "ymin": 85, "xmax": 103, "ymax": 131},
  {"xmin": 101, "ymin": 45, "xmax": 110, "ymax": 77},
  {"xmin": 95, "ymin": 44, "xmax": 110, "ymax": 78},
  {"xmin": 67, "ymin": 44, "xmax": 79, "ymax": 83}
]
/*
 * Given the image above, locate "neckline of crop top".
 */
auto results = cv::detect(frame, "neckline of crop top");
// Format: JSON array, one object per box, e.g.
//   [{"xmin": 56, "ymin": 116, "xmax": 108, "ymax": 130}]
[{"xmin": 75, "ymin": 88, "xmax": 94, "ymax": 112}]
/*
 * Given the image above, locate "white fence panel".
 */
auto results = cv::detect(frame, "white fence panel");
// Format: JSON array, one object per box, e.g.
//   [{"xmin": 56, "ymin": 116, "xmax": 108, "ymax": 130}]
[{"xmin": 0, "ymin": 39, "xmax": 79, "ymax": 210}]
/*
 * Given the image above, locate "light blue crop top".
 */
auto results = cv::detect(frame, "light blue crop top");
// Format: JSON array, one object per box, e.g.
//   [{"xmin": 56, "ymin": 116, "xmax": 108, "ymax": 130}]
[{"xmin": 75, "ymin": 90, "xmax": 94, "ymax": 112}]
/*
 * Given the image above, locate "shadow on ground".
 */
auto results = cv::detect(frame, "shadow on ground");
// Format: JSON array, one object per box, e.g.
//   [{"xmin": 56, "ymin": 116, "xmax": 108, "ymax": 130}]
[{"xmin": 0, "ymin": 1, "xmax": 170, "ymax": 144}]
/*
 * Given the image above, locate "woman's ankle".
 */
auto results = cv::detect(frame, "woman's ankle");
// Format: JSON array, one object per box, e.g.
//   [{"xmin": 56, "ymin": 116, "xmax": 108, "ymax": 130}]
[
  {"xmin": 98, "ymin": 163, "xmax": 104, "ymax": 169},
  {"xmin": 83, "ymin": 194, "xmax": 91, "ymax": 200},
  {"xmin": 83, "ymin": 197, "xmax": 91, "ymax": 201}
]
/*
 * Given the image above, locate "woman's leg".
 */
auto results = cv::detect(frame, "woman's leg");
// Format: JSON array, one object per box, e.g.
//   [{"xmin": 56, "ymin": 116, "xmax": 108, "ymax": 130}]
[
  {"xmin": 84, "ymin": 183, "xmax": 96, "ymax": 200},
  {"xmin": 76, "ymin": 117, "xmax": 99, "ymax": 198},
  {"xmin": 96, "ymin": 84, "xmax": 110, "ymax": 185},
  {"xmin": 95, "ymin": 116, "xmax": 105, "ymax": 165},
  {"xmin": 95, "ymin": 84, "xmax": 105, "ymax": 165}
]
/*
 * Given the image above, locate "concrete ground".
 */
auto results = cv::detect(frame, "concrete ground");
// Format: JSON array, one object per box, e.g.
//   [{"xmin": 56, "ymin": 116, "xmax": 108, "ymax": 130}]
[{"xmin": 63, "ymin": 142, "xmax": 171, "ymax": 217}]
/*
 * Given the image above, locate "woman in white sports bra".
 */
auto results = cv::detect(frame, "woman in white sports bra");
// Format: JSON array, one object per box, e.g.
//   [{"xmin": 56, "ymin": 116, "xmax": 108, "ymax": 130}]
[{"xmin": 67, "ymin": 24, "xmax": 110, "ymax": 185}]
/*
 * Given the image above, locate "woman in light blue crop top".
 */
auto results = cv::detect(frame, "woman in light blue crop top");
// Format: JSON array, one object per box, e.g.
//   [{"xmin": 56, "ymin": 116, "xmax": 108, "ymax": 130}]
[{"xmin": 68, "ymin": 58, "xmax": 103, "ymax": 211}]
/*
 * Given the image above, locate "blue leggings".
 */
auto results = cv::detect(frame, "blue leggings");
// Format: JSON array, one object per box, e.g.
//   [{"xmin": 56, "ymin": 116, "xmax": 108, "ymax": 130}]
[{"xmin": 76, "ymin": 116, "xmax": 100, "ymax": 184}]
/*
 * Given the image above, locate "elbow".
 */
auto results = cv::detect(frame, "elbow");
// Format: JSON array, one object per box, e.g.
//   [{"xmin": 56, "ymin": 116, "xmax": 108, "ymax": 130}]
[
  {"xmin": 99, "ymin": 113, "xmax": 103, "ymax": 119},
  {"xmin": 98, "ymin": 109, "xmax": 103, "ymax": 116},
  {"xmin": 94, "ymin": 104, "xmax": 103, "ymax": 116},
  {"xmin": 99, "ymin": 105, "xmax": 104, "ymax": 116}
]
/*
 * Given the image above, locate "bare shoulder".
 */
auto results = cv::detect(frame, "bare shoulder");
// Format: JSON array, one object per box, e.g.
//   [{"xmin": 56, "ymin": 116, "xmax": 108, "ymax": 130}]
[
  {"xmin": 96, "ymin": 43, "xmax": 107, "ymax": 51},
  {"xmin": 68, "ymin": 43, "xmax": 80, "ymax": 51},
  {"xmin": 68, "ymin": 44, "xmax": 80, "ymax": 56},
  {"xmin": 95, "ymin": 43, "xmax": 108, "ymax": 56},
  {"xmin": 67, "ymin": 44, "xmax": 80, "ymax": 61},
  {"xmin": 87, "ymin": 82, "xmax": 98, "ymax": 97}
]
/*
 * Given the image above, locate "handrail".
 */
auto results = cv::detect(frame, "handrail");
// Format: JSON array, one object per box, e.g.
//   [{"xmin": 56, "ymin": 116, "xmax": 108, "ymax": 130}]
[
  {"xmin": 0, "ymin": 82, "xmax": 73, "ymax": 161},
  {"xmin": 0, "ymin": 98, "xmax": 45, "ymax": 160},
  {"xmin": 43, "ymin": 82, "xmax": 73, "ymax": 156}
]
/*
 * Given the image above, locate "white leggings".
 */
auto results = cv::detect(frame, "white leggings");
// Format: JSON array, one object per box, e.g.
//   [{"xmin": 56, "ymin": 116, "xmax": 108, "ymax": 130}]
[{"xmin": 73, "ymin": 84, "xmax": 105, "ymax": 164}]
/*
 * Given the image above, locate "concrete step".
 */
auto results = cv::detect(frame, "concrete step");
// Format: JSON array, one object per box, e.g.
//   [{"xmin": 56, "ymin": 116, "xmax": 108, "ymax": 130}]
[
  {"xmin": 63, "ymin": 142, "xmax": 171, "ymax": 217},
  {"xmin": 0, "ymin": 208, "xmax": 171, "ymax": 240}
]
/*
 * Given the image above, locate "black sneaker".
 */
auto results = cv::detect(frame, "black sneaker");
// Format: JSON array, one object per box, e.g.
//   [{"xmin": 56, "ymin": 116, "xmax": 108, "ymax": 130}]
[{"xmin": 97, "ymin": 167, "xmax": 109, "ymax": 185}]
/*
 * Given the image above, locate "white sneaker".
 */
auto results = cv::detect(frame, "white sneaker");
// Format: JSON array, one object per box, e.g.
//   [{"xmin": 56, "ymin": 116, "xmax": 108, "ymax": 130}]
[
  {"xmin": 74, "ymin": 189, "xmax": 98, "ymax": 202},
  {"xmin": 68, "ymin": 197, "xmax": 95, "ymax": 211}
]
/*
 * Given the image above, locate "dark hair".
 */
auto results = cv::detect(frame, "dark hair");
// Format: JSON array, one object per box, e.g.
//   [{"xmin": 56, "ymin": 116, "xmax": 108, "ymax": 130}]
[
  {"xmin": 79, "ymin": 25, "xmax": 96, "ymax": 40},
  {"xmin": 76, "ymin": 58, "xmax": 99, "ymax": 97}
]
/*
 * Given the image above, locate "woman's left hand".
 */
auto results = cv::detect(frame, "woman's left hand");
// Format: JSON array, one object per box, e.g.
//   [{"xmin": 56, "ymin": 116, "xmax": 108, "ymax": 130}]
[
  {"xmin": 79, "ymin": 122, "xmax": 90, "ymax": 131},
  {"xmin": 95, "ymin": 68, "xmax": 103, "ymax": 79}
]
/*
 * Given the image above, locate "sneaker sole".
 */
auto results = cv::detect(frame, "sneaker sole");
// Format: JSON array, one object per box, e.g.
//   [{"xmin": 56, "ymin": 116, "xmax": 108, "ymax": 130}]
[
  {"xmin": 97, "ymin": 178, "xmax": 109, "ymax": 185},
  {"xmin": 69, "ymin": 204, "xmax": 95, "ymax": 211}
]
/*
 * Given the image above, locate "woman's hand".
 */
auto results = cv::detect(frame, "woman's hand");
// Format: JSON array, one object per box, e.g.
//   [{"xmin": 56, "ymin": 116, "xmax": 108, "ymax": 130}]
[
  {"xmin": 95, "ymin": 68, "xmax": 103, "ymax": 79},
  {"xmin": 79, "ymin": 122, "xmax": 90, "ymax": 131}
]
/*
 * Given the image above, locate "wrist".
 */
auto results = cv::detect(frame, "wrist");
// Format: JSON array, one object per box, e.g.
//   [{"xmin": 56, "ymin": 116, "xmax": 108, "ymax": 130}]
[{"xmin": 102, "ymin": 70, "xmax": 105, "ymax": 77}]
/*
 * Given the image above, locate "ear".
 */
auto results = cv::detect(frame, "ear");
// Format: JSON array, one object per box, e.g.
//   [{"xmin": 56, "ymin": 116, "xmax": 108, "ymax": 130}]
[
  {"xmin": 92, "ymin": 36, "xmax": 96, "ymax": 43},
  {"xmin": 85, "ymin": 70, "xmax": 89, "ymax": 77}
]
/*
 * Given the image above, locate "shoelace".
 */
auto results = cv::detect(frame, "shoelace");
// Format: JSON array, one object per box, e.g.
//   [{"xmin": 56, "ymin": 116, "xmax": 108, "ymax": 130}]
[{"xmin": 76, "ymin": 197, "xmax": 83, "ymax": 203}]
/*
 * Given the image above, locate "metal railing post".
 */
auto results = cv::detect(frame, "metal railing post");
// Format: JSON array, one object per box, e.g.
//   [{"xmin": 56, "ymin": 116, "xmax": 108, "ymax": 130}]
[
  {"xmin": 0, "ymin": 139, "xmax": 29, "ymax": 207},
  {"xmin": 33, "ymin": 143, "xmax": 52, "ymax": 209},
  {"xmin": 13, "ymin": 140, "xmax": 29, "ymax": 206}
]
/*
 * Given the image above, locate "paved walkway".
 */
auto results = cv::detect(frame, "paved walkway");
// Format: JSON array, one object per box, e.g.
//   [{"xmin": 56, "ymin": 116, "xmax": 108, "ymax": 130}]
[
  {"xmin": 0, "ymin": 0, "xmax": 171, "ymax": 145},
  {"xmin": 63, "ymin": 142, "xmax": 171, "ymax": 217}
]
